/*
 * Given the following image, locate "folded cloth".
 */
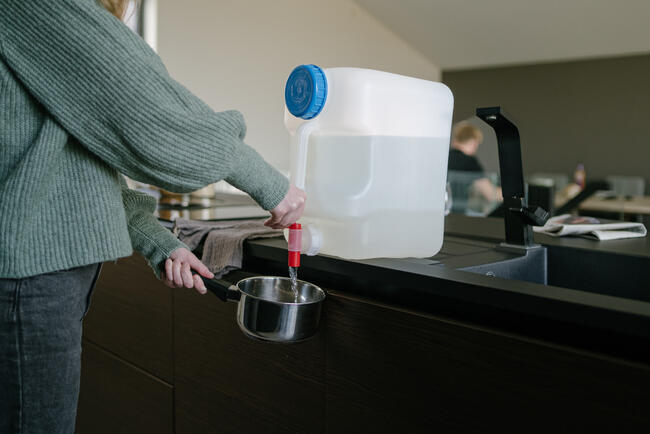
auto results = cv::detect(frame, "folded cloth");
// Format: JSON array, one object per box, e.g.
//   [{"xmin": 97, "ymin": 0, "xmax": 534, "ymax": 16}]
[
  {"xmin": 174, "ymin": 219, "xmax": 283, "ymax": 278},
  {"xmin": 533, "ymin": 214, "xmax": 647, "ymax": 240}
]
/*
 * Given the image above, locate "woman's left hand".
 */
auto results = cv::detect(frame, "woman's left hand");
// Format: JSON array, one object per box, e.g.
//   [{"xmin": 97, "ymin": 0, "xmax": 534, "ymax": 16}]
[{"xmin": 163, "ymin": 248, "xmax": 214, "ymax": 294}]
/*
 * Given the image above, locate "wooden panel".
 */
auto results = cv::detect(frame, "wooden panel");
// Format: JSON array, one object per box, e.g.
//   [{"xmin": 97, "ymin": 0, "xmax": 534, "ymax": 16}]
[
  {"xmin": 83, "ymin": 254, "xmax": 173, "ymax": 382},
  {"xmin": 325, "ymin": 291, "xmax": 650, "ymax": 434},
  {"xmin": 76, "ymin": 340, "xmax": 173, "ymax": 434},
  {"xmin": 173, "ymin": 286, "xmax": 326, "ymax": 434}
]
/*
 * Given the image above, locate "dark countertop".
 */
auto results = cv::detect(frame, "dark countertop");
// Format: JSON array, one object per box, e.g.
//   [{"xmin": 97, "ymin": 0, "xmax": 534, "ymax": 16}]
[
  {"xmin": 445, "ymin": 214, "xmax": 650, "ymax": 258},
  {"xmin": 241, "ymin": 214, "xmax": 650, "ymax": 363},
  {"xmin": 159, "ymin": 212, "xmax": 650, "ymax": 360}
]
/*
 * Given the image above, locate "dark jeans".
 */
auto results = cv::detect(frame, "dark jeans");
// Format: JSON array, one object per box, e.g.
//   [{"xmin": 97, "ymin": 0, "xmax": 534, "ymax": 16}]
[{"xmin": 0, "ymin": 264, "xmax": 101, "ymax": 434}]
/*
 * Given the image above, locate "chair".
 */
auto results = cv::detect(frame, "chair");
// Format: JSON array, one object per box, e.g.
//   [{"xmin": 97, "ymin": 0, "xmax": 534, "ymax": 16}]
[
  {"xmin": 447, "ymin": 170, "xmax": 500, "ymax": 216},
  {"xmin": 605, "ymin": 176, "xmax": 645, "ymax": 197},
  {"xmin": 528, "ymin": 172, "xmax": 570, "ymax": 193}
]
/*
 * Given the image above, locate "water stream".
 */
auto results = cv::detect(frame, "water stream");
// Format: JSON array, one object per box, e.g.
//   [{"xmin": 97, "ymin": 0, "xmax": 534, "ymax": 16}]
[{"xmin": 288, "ymin": 266, "xmax": 299, "ymax": 302}]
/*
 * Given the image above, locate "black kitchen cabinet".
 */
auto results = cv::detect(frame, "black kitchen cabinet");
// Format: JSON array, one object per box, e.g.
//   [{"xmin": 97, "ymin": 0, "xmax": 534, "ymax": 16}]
[
  {"xmin": 78, "ymin": 253, "xmax": 650, "ymax": 433},
  {"xmin": 173, "ymin": 285, "xmax": 326, "ymax": 433},
  {"xmin": 76, "ymin": 340, "xmax": 173, "ymax": 434},
  {"xmin": 325, "ymin": 292, "xmax": 650, "ymax": 433},
  {"xmin": 82, "ymin": 255, "xmax": 173, "ymax": 382}
]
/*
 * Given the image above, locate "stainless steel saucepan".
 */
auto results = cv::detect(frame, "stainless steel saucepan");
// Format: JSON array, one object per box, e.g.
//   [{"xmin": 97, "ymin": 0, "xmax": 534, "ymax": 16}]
[{"xmin": 202, "ymin": 276, "xmax": 326, "ymax": 343}]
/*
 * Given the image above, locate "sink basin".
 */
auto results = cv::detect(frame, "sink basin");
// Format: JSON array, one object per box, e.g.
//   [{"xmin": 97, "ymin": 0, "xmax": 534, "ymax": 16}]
[
  {"xmin": 458, "ymin": 245, "xmax": 547, "ymax": 286},
  {"xmin": 434, "ymin": 237, "xmax": 650, "ymax": 302},
  {"xmin": 545, "ymin": 244, "xmax": 649, "ymax": 302}
]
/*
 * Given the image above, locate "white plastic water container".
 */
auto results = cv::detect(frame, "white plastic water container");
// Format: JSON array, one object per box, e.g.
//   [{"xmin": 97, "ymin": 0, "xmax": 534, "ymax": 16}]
[{"xmin": 284, "ymin": 65, "xmax": 453, "ymax": 259}]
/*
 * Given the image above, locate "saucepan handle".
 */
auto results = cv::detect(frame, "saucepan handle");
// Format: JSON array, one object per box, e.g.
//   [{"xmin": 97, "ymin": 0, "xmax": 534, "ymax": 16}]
[{"xmin": 202, "ymin": 277, "xmax": 241, "ymax": 303}]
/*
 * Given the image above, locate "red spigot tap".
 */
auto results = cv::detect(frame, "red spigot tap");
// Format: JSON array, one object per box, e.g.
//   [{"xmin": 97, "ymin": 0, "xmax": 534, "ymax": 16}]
[{"xmin": 288, "ymin": 223, "xmax": 302, "ymax": 267}]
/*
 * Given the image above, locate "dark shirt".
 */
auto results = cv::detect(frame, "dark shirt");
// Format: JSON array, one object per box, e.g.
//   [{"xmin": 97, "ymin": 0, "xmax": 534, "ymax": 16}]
[{"xmin": 448, "ymin": 149, "xmax": 484, "ymax": 173}]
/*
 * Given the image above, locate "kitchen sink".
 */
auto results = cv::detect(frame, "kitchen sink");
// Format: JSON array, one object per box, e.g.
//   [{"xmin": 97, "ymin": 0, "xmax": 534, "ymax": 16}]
[{"xmin": 436, "ymin": 237, "xmax": 650, "ymax": 302}]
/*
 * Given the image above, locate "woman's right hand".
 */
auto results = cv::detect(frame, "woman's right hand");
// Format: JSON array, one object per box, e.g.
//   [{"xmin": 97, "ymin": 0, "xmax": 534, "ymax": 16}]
[{"xmin": 264, "ymin": 184, "xmax": 306, "ymax": 229}]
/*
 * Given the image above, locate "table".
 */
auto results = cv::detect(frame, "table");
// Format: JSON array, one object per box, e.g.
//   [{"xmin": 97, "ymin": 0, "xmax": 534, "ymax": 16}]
[{"xmin": 579, "ymin": 195, "xmax": 650, "ymax": 219}]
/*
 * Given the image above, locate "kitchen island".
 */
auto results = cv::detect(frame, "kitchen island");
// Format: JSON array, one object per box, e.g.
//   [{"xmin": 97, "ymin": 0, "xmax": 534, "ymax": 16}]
[{"xmin": 75, "ymin": 215, "xmax": 650, "ymax": 434}]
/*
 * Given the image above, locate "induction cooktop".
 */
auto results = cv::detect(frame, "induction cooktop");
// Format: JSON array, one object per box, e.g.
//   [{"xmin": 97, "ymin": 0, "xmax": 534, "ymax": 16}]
[{"xmin": 155, "ymin": 193, "xmax": 268, "ymax": 222}]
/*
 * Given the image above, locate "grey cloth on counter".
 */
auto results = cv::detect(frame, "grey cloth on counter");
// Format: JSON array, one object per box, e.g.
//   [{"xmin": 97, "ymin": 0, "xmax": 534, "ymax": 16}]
[{"xmin": 174, "ymin": 219, "xmax": 283, "ymax": 278}]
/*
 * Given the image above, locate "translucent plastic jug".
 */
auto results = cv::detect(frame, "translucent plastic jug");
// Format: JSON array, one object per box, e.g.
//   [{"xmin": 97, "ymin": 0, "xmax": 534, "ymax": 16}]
[{"xmin": 284, "ymin": 65, "xmax": 453, "ymax": 259}]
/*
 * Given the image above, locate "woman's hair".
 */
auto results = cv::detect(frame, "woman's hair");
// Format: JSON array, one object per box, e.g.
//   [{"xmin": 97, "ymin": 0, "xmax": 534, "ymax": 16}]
[
  {"xmin": 98, "ymin": 0, "xmax": 130, "ymax": 19},
  {"xmin": 452, "ymin": 121, "xmax": 483, "ymax": 144}
]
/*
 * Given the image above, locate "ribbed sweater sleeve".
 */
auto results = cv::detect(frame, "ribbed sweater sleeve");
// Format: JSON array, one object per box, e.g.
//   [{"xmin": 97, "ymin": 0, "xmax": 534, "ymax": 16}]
[
  {"xmin": 120, "ymin": 177, "xmax": 185, "ymax": 277},
  {"xmin": 0, "ymin": 0, "xmax": 288, "ymax": 210}
]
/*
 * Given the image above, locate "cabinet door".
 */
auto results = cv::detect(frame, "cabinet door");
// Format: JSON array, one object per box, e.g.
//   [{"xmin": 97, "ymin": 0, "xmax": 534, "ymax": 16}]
[
  {"xmin": 76, "ymin": 340, "xmax": 173, "ymax": 434},
  {"xmin": 325, "ymin": 291, "xmax": 650, "ymax": 434},
  {"xmin": 173, "ymin": 287, "xmax": 326, "ymax": 434},
  {"xmin": 83, "ymin": 254, "xmax": 173, "ymax": 382}
]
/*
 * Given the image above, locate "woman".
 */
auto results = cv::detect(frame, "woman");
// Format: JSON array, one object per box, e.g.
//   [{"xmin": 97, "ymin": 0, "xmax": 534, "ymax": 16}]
[{"xmin": 0, "ymin": 0, "xmax": 305, "ymax": 432}]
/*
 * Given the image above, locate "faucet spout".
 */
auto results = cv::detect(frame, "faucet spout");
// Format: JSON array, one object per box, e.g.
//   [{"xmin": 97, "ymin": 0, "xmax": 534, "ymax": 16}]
[{"xmin": 476, "ymin": 106, "xmax": 548, "ymax": 248}]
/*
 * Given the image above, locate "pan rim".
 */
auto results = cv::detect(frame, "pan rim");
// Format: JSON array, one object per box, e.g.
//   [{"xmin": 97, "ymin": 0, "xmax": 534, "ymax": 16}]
[{"xmin": 236, "ymin": 276, "xmax": 326, "ymax": 305}]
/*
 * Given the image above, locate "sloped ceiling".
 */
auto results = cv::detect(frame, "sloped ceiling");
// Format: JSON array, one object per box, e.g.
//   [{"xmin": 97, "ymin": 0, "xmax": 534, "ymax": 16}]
[{"xmin": 353, "ymin": 0, "xmax": 650, "ymax": 70}]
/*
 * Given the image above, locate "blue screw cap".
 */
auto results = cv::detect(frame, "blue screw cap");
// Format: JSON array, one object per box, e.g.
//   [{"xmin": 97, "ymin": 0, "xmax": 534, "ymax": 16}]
[{"xmin": 285, "ymin": 64, "xmax": 327, "ymax": 120}]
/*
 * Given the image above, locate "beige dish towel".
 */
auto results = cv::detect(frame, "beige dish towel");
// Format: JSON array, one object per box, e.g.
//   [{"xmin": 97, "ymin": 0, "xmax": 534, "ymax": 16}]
[{"xmin": 174, "ymin": 219, "xmax": 283, "ymax": 278}]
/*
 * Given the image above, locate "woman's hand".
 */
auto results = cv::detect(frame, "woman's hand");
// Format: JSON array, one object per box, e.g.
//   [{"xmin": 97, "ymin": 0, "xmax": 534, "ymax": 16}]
[
  {"xmin": 264, "ymin": 184, "xmax": 307, "ymax": 229},
  {"xmin": 163, "ymin": 248, "xmax": 214, "ymax": 294}
]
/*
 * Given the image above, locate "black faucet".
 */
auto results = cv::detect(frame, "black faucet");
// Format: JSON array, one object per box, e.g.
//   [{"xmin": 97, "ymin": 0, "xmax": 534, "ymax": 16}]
[{"xmin": 476, "ymin": 107, "xmax": 549, "ymax": 248}]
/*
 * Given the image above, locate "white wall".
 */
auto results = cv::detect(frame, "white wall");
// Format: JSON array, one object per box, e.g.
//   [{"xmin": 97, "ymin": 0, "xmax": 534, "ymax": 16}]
[
  {"xmin": 156, "ymin": 0, "xmax": 440, "ymax": 172},
  {"xmin": 354, "ymin": 0, "xmax": 650, "ymax": 70}
]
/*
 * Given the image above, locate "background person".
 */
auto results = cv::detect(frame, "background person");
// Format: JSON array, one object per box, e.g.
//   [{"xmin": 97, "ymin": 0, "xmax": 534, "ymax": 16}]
[{"xmin": 447, "ymin": 121, "xmax": 502, "ymax": 210}]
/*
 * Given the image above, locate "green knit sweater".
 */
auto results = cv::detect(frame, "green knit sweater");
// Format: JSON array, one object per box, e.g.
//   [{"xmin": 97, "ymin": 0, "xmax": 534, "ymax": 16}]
[{"xmin": 0, "ymin": 0, "xmax": 289, "ymax": 278}]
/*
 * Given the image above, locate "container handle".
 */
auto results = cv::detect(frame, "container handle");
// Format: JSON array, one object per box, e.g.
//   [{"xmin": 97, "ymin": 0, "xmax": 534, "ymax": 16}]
[
  {"xmin": 201, "ymin": 277, "xmax": 241, "ymax": 303},
  {"xmin": 292, "ymin": 123, "xmax": 315, "ymax": 190}
]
